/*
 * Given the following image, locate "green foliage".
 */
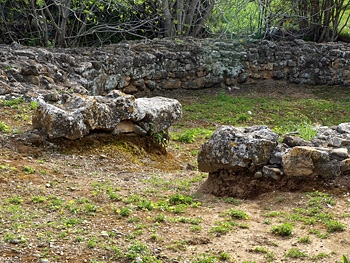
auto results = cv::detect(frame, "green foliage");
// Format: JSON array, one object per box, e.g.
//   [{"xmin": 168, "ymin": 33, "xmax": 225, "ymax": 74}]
[
  {"xmin": 210, "ymin": 221, "xmax": 234, "ymax": 235},
  {"xmin": 227, "ymin": 209, "xmax": 248, "ymax": 219},
  {"xmin": 324, "ymin": 220, "xmax": 346, "ymax": 233},
  {"xmin": 24, "ymin": 166, "xmax": 35, "ymax": 174},
  {"xmin": 168, "ymin": 194, "xmax": 195, "ymax": 205},
  {"xmin": 181, "ymin": 91, "xmax": 350, "ymax": 136},
  {"xmin": 271, "ymin": 223, "xmax": 294, "ymax": 237},
  {"xmin": 1, "ymin": 97, "xmax": 24, "ymax": 107},
  {"xmin": 30, "ymin": 101, "xmax": 38, "ymax": 110},
  {"xmin": 298, "ymin": 236, "xmax": 311, "ymax": 244},
  {"xmin": 0, "ymin": 121, "xmax": 10, "ymax": 133},
  {"xmin": 219, "ymin": 251, "xmax": 231, "ymax": 261},
  {"xmin": 173, "ymin": 128, "xmax": 213, "ymax": 143},
  {"xmin": 117, "ymin": 206, "xmax": 132, "ymax": 217},
  {"xmin": 191, "ymin": 253, "xmax": 218, "ymax": 263},
  {"xmin": 285, "ymin": 248, "xmax": 308, "ymax": 258}
]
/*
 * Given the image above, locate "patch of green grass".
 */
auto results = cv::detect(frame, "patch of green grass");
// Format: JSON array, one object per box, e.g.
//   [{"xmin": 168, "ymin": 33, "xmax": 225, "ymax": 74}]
[
  {"xmin": 219, "ymin": 251, "xmax": 231, "ymax": 261},
  {"xmin": 324, "ymin": 220, "xmax": 346, "ymax": 233},
  {"xmin": 210, "ymin": 221, "xmax": 234, "ymax": 235},
  {"xmin": 298, "ymin": 235, "xmax": 311, "ymax": 244},
  {"xmin": 311, "ymin": 252, "xmax": 330, "ymax": 261},
  {"xmin": 271, "ymin": 222, "xmax": 294, "ymax": 237},
  {"xmin": 191, "ymin": 253, "xmax": 218, "ymax": 263},
  {"xmin": 6, "ymin": 196, "xmax": 23, "ymax": 205},
  {"xmin": 180, "ymin": 90, "xmax": 350, "ymax": 134},
  {"xmin": 168, "ymin": 193, "xmax": 195, "ymax": 205},
  {"xmin": 23, "ymin": 166, "xmax": 35, "ymax": 174},
  {"xmin": 285, "ymin": 248, "xmax": 308, "ymax": 258},
  {"xmin": 172, "ymin": 127, "xmax": 213, "ymax": 143},
  {"xmin": 309, "ymin": 229, "xmax": 328, "ymax": 239},
  {"xmin": 226, "ymin": 209, "xmax": 248, "ymax": 219},
  {"xmin": 1, "ymin": 97, "xmax": 25, "ymax": 107},
  {"xmin": 264, "ymin": 211, "xmax": 283, "ymax": 217},
  {"xmin": 31, "ymin": 196, "xmax": 47, "ymax": 203},
  {"xmin": 116, "ymin": 206, "xmax": 132, "ymax": 217}
]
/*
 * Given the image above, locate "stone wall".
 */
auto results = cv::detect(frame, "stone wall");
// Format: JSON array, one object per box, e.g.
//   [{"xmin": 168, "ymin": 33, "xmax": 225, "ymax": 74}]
[{"xmin": 1, "ymin": 38, "xmax": 349, "ymax": 100}]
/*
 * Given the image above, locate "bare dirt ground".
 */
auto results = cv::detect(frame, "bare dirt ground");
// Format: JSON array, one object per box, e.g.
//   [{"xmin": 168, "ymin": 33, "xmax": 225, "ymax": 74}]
[{"xmin": 1, "ymin": 83, "xmax": 350, "ymax": 263}]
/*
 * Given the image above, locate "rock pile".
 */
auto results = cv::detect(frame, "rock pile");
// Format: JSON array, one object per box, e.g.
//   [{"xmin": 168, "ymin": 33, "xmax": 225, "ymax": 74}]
[{"xmin": 198, "ymin": 124, "xmax": 350, "ymax": 198}]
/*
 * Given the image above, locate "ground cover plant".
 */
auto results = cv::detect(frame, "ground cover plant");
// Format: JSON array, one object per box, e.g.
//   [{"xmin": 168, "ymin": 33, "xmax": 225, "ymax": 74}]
[{"xmin": 0, "ymin": 83, "xmax": 350, "ymax": 262}]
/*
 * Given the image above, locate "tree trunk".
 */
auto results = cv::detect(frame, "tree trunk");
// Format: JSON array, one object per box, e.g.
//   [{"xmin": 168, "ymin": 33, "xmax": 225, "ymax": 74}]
[{"xmin": 161, "ymin": 0, "xmax": 174, "ymax": 37}]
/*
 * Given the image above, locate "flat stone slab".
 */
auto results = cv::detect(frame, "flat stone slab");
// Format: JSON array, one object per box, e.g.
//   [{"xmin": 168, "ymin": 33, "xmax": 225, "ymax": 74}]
[{"xmin": 32, "ymin": 91, "xmax": 182, "ymax": 140}]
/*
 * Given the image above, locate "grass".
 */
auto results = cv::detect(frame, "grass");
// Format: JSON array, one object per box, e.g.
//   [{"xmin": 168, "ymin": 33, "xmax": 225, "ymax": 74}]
[
  {"xmin": 178, "ymin": 90, "xmax": 350, "ymax": 139},
  {"xmin": 286, "ymin": 248, "xmax": 308, "ymax": 258},
  {"xmin": 271, "ymin": 222, "xmax": 294, "ymax": 236}
]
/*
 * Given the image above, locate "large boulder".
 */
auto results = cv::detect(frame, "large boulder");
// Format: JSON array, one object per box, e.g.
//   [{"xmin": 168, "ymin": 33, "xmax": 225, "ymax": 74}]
[
  {"xmin": 32, "ymin": 91, "xmax": 182, "ymax": 140},
  {"xmin": 198, "ymin": 126, "xmax": 279, "ymax": 173}
]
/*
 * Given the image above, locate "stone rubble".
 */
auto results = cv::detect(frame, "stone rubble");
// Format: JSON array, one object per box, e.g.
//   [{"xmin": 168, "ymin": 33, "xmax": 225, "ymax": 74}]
[{"xmin": 198, "ymin": 123, "xmax": 350, "ymax": 197}]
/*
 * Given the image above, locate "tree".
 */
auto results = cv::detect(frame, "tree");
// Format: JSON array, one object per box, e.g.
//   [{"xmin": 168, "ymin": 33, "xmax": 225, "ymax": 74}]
[
  {"xmin": 256, "ymin": 0, "xmax": 350, "ymax": 42},
  {"xmin": 0, "ymin": 0, "xmax": 217, "ymax": 47}
]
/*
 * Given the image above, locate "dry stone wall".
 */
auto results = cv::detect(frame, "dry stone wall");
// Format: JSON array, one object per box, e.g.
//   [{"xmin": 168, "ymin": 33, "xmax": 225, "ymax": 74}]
[{"xmin": 0, "ymin": 38, "xmax": 350, "ymax": 101}]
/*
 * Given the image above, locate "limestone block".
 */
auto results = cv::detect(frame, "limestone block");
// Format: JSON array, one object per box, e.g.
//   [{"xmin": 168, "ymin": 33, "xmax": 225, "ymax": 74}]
[
  {"xmin": 198, "ymin": 126, "xmax": 278, "ymax": 173},
  {"xmin": 282, "ymin": 146, "xmax": 342, "ymax": 178},
  {"xmin": 33, "ymin": 92, "xmax": 181, "ymax": 140},
  {"xmin": 136, "ymin": 97, "xmax": 182, "ymax": 133}
]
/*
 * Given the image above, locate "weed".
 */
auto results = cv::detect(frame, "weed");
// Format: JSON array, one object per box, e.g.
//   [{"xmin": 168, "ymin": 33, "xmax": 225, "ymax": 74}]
[
  {"xmin": 109, "ymin": 191, "xmax": 121, "ymax": 201},
  {"xmin": 154, "ymin": 213, "xmax": 166, "ymax": 222},
  {"xmin": 109, "ymin": 245, "xmax": 124, "ymax": 260},
  {"xmin": 285, "ymin": 248, "xmax": 308, "ymax": 258},
  {"xmin": 173, "ymin": 128, "xmax": 213, "ymax": 143},
  {"xmin": 298, "ymin": 236, "xmax": 311, "ymax": 244},
  {"xmin": 219, "ymin": 251, "xmax": 231, "ymax": 261},
  {"xmin": 0, "ymin": 121, "xmax": 11, "ymax": 133},
  {"xmin": 271, "ymin": 223, "xmax": 294, "ymax": 237},
  {"xmin": 75, "ymin": 236, "xmax": 84, "ymax": 242},
  {"xmin": 191, "ymin": 253, "xmax": 218, "ymax": 263},
  {"xmin": 126, "ymin": 241, "xmax": 149, "ymax": 260},
  {"xmin": 227, "ymin": 209, "xmax": 248, "ymax": 219},
  {"xmin": 117, "ymin": 206, "xmax": 132, "ymax": 217},
  {"xmin": 210, "ymin": 221, "xmax": 234, "ymax": 235},
  {"xmin": 2, "ymin": 97, "xmax": 24, "ymax": 107},
  {"xmin": 30, "ymin": 101, "xmax": 38, "ymax": 110},
  {"xmin": 87, "ymin": 238, "xmax": 98, "ymax": 248},
  {"xmin": 6, "ymin": 196, "xmax": 23, "ymax": 205},
  {"xmin": 136, "ymin": 198, "xmax": 156, "ymax": 211},
  {"xmin": 23, "ymin": 166, "xmax": 35, "ymax": 174},
  {"xmin": 311, "ymin": 252, "xmax": 330, "ymax": 260},
  {"xmin": 190, "ymin": 225, "xmax": 202, "ymax": 232},
  {"xmin": 324, "ymin": 220, "xmax": 346, "ymax": 233},
  {"xmin": 309, "ymin": 229, "xmax": 328, "ymax": 239},
  {"xmin": 168, "ymin": 193, "xmax": 195, "ymax": 205},
  {"xmin": 264, "ymin": 211, "xmax": 282, "ymax": 217},
  {"xmin": 84, "ymin": 204, "xmax": 98, "ymax": 215}
]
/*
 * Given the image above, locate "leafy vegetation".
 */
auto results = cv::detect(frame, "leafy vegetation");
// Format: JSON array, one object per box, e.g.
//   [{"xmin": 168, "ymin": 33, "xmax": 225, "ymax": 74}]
[{"xmin": 0, "ymin": 0, "xmax": 348, "ymax": 47}]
